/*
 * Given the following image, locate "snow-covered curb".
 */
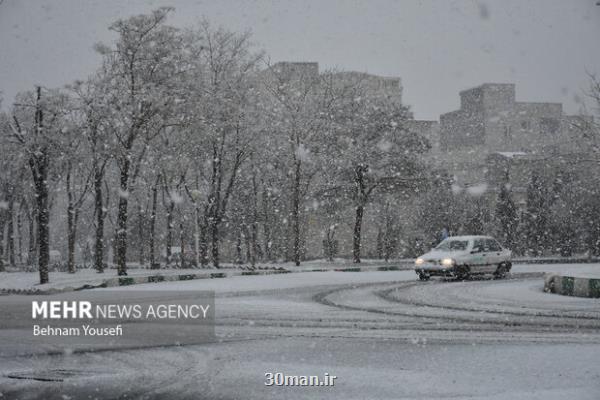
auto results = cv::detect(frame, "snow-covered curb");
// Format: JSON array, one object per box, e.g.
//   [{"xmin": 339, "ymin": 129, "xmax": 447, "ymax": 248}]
[
  {"xmin": 0, "ymin": 263, "xmax": 415, "ymax": 295},
  {"xmin": 2, "ymin": 257, "xmax": 598, "ymax": 296},
  {"xmin": 544, "ymin": 273, "xmax": 600, "ymax": 298},
  {"xmin": 0, "ymin": 269, "xmax": 294, "ymax": 295},
  {"xmin": 514, "ymin": 256, "xmax": 600, "ymax": 264}
]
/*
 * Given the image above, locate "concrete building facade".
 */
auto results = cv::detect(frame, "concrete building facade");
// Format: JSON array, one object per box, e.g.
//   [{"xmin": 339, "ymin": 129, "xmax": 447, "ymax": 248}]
[
  {"xmin": 435, "ymin": 83, "xmax": 586, "ymax": 187},
  {"xmin": 270, "ymin": 61, "xmax": 320, "ymax": 80},
  {"xmin": 270, "ymin": 61, "xmax": 403, "ymax": 103},
  {"xmin": 334, "ymin": 70, "xmax": 403, "ymax": 104}
]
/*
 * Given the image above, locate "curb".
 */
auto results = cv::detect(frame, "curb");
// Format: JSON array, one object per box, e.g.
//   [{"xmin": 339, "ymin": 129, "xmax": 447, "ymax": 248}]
[
  {"xmin": 514, "ymin": 257, "xmax": 600, "ymax": 265},
  {"xmin": 0, "ymin": 264, "xmax": 412, "ymax": 295},
  {"xmin": 544, "ymin": 273, "xmax": 600, "ymax": 298},
  {"xmin": 5, "ymin": 259, "xmax": 594, "ymax": 296},
  {"xmin": 0, "ymin": 269, "xmax": 292, "ymax": 296}
]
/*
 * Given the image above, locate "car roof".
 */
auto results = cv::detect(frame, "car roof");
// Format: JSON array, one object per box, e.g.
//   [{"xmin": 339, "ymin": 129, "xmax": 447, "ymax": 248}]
[{"xmin": 444, "ymin": 235, "xmax": 494, "ymax": 241}]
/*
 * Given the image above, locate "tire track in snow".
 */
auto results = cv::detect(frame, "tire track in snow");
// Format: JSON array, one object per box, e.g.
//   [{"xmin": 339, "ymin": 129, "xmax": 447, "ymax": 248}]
[{"xmin": 312, "ymin": 273, "xmax": 600, "ymax": 334}]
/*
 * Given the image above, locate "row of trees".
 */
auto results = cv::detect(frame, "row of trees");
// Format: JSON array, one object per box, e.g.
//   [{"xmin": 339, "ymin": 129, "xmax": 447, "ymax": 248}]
[
  {"xmin": 1, "ymin": 9, "xmax": 599, "ymax": 284},
  {"xmin": 410, "ymin": 164, "xmax": 600, "ymax": 259},
  {"xmin": 0, "ymin": 9, "xmax": 430, "ymax": 283}
]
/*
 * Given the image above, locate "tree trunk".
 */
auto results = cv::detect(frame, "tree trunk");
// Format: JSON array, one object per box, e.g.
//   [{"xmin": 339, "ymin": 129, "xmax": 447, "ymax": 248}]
[
  {"xmin": 292, "ymin": 159, "xmax": 301, "ymax": 266},
  {"xmin": 284, "ymin": 221, "xmax": 292, "ymax": 262},
  {"xmin": 165, "ymin": 201, "xmax": 174, "ymax": 267},
  {"xmin": 116, "ymin": 157, "xmax": 130, "ymax": 276},
  {"xmin": 262, "ymin": 227, "xmax": 271, "ymax": 261},
  {"xmin": 211, "ymin": 218, "xmax": 220, "ymax": 268},
  {"xmin": 28, "ymin": 205, "xmax": 36, "ymax": 267},
  {"xmin": 111, "ymin": 236, "xmax": 118, "ymax": 265},
  {"xmin": 94, "ymin": 166, "xmax": 105, "ymax": 273},
  {"xmin": 235, "ymin": 227, "xmax": 243, "ymax": 264},
  {"xmin": 0, "ymin": 215, "xmax": 5, "ymax": 272},
  {"xmin": 149, "ymin": 175, "xmax": 159, "ymax": 267},
  {"xmin": 72, "ymin": 211, "xmax": 80, "ymax": 271},
  {"xmin": 67, "ymin": 204, "xmax": 76, "ymax": 273},
  {"xmin": 199, "ymin": 218, "xmax": 208, "ymax": 267},
  {"xmin": 262, "ymin": 187, "xmax": 272, "ymax": 261},
  {"xmin": 17, "ymin": 206, "xmax": 23, "ymax": 265},
  {"xmin": 250, "ymin": 224, "xmax": 259, "ymax": 266},
  {"xmin": 199, "ymin": 226, "xmax": 208, "ymax": 267},
  {"xmin": 7, "ymin": 195, "xmax": 15, "ymax": 267},
  {"xmin": 244, "ymin": 224, "xmax": 255, "ymax": 267},
  {"xmin": 250, "ymin": 176, "xmax": 261, "ymax": 262},
  {"xmin": 34, "ymin": 162, "xmax": 50, "ymax": 284},
  {"xmin": 179, "ymin": 220, "xmax": 185, "ymax": 268},
  {"xmin": 353, "ymin": 204, "xmax": 364, "ymax": 264},
  {"xmin": 137, "ymin": 203, "xmax": 145, "ymax": 266},
  {"xmin": 66, "ymin": 167, "xmax": 76, "ymax": 274},
  {"xmin": 325, "ymin": 225, "xmax": 336, "ymax": 262},
  {"xmin": 352, "ymin": 165, "xmax": 370, "ymax": 265},
  {"xmin": 193, "ymin": 207, "xmax": 200, "ymax": 267},
  {"xmin": 376, "ymin": 228, "xmax": 383, "ymax": 260},
  {"xmin": 245, "ymin": 234, "xmax": 252, "ymax": 266},
  {"xmin": 25, "ymin": 87, "xmax": 50, "ymax": 284}
]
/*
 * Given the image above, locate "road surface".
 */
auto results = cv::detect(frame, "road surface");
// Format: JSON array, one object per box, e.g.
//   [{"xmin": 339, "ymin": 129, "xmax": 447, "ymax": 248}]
[{"xmin": 0, "ymin": 264, "xmax": 599, "ymax": 399}]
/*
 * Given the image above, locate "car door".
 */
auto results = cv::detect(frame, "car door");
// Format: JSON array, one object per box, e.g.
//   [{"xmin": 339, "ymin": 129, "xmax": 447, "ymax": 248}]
[
  {"xmin": 470, "ymin": 239, "xmax": 488, "ymax": 273},
  {"xmin": 484, "ymin": 239, "xmax": 502, "ymax": 272}
]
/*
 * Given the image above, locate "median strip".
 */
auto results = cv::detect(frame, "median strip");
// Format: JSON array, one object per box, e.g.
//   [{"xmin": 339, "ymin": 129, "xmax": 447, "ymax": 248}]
[{"xmin": 544, "ymin": 273, "xmax": 600, "ymax": 298}]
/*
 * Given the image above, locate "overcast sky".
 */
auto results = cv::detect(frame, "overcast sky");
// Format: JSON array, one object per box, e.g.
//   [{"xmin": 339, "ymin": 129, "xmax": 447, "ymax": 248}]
[{"xmin": 0, "ymin": 0, "xmax": 598, "ymax": 120}]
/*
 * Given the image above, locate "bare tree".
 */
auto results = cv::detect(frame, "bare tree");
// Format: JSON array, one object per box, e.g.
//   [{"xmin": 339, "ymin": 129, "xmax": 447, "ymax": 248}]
[
  {"xmin": 183, "ymin": 22, "xmax": 261, "ymax": 268},
  {"xmin": 95, "ymin": 8, "xmax": 184, "ymax": 275},
  {"xmin": 64, "ymin": 158, "xmax": 92, "ymax": 273},
  {"xmin": 8, "ymin": 87, "xmax": 68, "ymax": 283},
  {"xmin": 69, "ymin": 77, "xmax": 115, "ymax": 273},
  {"xmin": 322, "ymin": 76, "xmax": 429, "ymax": 263},
  {"xmin": 261, "ymin": 64, "xmax": 337, "ymax": 265}
]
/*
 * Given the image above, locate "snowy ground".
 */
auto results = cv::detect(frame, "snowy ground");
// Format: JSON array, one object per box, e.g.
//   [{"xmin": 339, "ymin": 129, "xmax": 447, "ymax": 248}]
[
  {"xmin": 1, "ymin": 259, "xmax": 598, "ymax": 292},
  {"xmin": 0, "ymin": 263, "xmax": 599, "ymax": 399},
  {"xmin": 1, "ymin": 339, "xmax": 598, "ymax": 400},
  {"xmin": 0, "ymin": 267, "xmax": 218, "ymax": 291},
  {"xmin": 0, "ymin": 258, "xmax": 407, "ymax": 291}
]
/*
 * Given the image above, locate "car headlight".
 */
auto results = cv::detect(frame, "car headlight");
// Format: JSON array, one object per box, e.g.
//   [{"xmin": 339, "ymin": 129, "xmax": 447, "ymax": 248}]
[
  {"xmin": 441, "ymin": 258, "xmax": 455, "ymax": 266},
  {"xmin": 415, "ymin": 258, "xmax": 424, "ymax": 265}
]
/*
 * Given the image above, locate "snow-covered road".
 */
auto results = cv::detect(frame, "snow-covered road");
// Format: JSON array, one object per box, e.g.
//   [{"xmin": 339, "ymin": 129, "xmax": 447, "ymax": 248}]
[{"xmin": 1, "ymin": 263, "xmax": 599, "ymax": 399}]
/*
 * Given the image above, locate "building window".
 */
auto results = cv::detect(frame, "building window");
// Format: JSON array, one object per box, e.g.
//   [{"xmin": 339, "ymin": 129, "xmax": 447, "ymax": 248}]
[{"xmin": 540, "ymin": 118, "xmax": 559, "ymax": 134}]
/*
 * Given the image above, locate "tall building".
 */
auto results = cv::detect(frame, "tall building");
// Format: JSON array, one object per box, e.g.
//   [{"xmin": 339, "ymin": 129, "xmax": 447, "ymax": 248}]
[
  {"xmin": 269, "ymin": 61, "xmax": 320, "ymax": 80},
  {"xmin": 333, "ymin": 71, "xmax": 403, "ymax": 104},
  {"xmin": 436, "ymin": 83, "xmax": 586, "ymax": 187},
  {"xmin": 269, "ymin": 61, "xmax": 403, "ymax": 103}
]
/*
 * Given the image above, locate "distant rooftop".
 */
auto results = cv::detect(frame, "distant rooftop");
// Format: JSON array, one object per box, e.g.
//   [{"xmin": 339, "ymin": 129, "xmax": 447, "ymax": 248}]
[{"xmin": 460, "ymin": 83, "xmax": 515, "ymax": 94}]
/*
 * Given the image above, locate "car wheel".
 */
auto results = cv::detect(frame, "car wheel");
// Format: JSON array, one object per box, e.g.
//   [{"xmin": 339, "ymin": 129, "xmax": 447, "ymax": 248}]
[
  {"xmin": 456, "ymin": 265, "xmax": 470, "ymax": 281},
  {"xmin": 418, "ymin": 273, "xmax": 430, "ymax": 281},
  {"xmin": 494, "ymin": 263, "xmax": 508, "ymax": 279}
]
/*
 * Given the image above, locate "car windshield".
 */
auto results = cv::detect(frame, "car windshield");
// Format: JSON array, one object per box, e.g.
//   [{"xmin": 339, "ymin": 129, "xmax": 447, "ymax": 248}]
[{"xmin": 435, "ymin": 239, "xmax": 468, "ymax": 251}]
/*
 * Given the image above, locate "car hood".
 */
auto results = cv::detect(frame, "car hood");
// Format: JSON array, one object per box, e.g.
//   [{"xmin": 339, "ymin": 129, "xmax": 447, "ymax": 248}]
[{"xmin": 419, "ymin": 249, "xmax": 469, "ymax": 260}]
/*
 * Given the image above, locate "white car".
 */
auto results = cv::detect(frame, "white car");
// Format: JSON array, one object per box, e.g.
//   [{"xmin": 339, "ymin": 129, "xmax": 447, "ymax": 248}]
[{"xmin": 414, "ymin": 235, "xmax": 512, "ymax": 281}]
